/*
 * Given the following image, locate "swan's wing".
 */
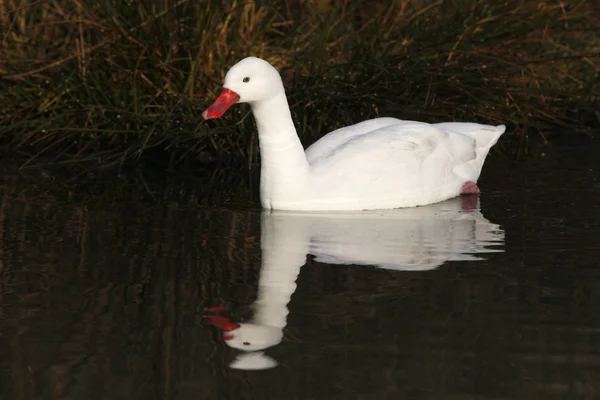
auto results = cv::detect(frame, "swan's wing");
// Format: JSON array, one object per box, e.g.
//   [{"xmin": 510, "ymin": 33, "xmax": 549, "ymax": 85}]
[
  {"xmin": 309, "ymin": 122, "xmax": 478, "ymax": 200},
  {"xmin": 305, "ymin": 117, "xmax": 404, "ymax": 164}
]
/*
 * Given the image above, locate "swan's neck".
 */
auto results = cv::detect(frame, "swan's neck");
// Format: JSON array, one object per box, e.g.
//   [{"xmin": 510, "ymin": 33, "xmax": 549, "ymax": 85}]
[
  {"xmin": 252, "ymin": 212, "xmax": 310, "ymax": 328},
  {"xmin": 253, "ymin": 276, "xmax": 298, "ymax": 329},
  {"xmin": 251, "ymin": 93, "xmax": 310, "ymax": 208}
]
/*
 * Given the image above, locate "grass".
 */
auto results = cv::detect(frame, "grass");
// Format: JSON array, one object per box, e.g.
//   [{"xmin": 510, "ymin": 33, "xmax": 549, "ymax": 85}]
[{"xmin": 0, "ymin": 0, "xmax": 599, "ymax": 171}]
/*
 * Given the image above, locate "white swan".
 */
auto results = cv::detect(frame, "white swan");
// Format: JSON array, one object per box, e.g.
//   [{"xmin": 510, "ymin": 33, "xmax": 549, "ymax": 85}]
[
  {"xmin": 203, "ymin": 197, "xmax": 504, "ymax": 370},
  {"xmin": 203, "ymin": 57, "xmax": 506, "ymax": 211}
]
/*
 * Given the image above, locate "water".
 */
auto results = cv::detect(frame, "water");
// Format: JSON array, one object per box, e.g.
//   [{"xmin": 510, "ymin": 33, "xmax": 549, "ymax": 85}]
[{"xmin": 1, "ymin": 138, "xmax": 599, "ymax": 399}]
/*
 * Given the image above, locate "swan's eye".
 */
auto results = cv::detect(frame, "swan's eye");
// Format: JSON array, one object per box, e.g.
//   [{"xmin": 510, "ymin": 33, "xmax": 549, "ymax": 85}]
[
  {"xmin": 243, "ymin": 77, "xmax": 250, "ymax": 83},
  {"xmin": 243, "ymin": 341, "xmax": 251, "ymax": 346}
]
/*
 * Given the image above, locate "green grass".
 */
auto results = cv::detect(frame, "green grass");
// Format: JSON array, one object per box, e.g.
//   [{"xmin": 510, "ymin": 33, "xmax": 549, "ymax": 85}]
[{"xmin": 1, "ymin": 0, "xmax": 599, "ymax": 170}]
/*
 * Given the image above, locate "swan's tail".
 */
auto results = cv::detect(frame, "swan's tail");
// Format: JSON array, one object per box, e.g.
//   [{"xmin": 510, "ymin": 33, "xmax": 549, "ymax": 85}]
[
  {"xmin": 442, "ymin": 123, "xmax": 506, "ymax": 182},
  {"xmin": 472, "ymin": 124, "xmax": 505, "ymax": 152},
  {"xmin": 436, "ymin": 122, "xmax": 506, "ymax": 152}
]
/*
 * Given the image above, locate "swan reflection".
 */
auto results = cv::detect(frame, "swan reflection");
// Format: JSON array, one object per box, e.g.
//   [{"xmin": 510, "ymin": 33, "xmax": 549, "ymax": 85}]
[{"xmin": 205, "ymin": 196, "xmax": 504, "ymax": 370}]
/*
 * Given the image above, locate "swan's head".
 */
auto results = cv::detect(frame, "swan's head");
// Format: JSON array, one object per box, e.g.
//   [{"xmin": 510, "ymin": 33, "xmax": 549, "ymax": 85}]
[
  {"xmin": 222, "ymin": 323, "xmax": 283, "ymax": 352},
  {"xmin": 204, "ymin": 310, "xmax": 284, "ymax": 351},
  {"xmin": 202, "ymin": 57, "xmax": 283, "ymax": 119},
  {"xmin": 229, "ymin": 351, "xmax": 278, "ymax": 370}
]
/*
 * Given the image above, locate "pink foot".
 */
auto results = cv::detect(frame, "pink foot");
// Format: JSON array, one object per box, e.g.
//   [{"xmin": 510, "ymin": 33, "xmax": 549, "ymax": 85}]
[
  {"xmin": 461, "ymin": 195, "xmax": 478, "ymax": 211},
  {"xmin": 460, "ymin": 181, "xmax": 480, "ymax": 195}
]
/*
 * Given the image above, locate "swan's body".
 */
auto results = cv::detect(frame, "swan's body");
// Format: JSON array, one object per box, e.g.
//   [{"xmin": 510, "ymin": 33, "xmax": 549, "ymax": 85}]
[{"xmin": 203, "ymin": 57, "xmax": 505, "ymax": 211}]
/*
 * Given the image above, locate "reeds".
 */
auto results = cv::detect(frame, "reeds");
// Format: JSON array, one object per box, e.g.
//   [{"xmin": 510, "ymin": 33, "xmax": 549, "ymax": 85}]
[{"xmin": 1, "ymin": 0, "xmax": 598, "ymax": 169}]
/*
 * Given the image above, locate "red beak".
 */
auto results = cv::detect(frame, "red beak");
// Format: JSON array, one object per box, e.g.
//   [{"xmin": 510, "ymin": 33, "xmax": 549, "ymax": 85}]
[
  {"xmin": 203, "ymin": 315, "xmax": 240, "ymax": 332},
  {"xmin": 202, "ymin": 88, "xmax": 240, "ymax": 119}
]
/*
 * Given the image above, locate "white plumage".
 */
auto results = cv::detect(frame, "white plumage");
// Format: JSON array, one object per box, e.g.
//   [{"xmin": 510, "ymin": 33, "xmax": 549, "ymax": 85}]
[{"xmin": 203, "ymin": 57, "xmax": 505, "ymax": 211}]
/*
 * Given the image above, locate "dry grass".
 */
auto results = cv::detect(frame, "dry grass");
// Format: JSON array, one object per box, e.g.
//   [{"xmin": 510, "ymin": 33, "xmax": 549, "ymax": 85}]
[{"xmin": 0, "ymin": 0, "xmax": 599, "ymax": 169}]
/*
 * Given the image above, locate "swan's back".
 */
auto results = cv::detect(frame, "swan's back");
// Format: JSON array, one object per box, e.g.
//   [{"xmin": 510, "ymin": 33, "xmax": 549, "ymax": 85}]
[{"xmin": 305, "ymin": 117, "xmax": 404, "ymax": 164}]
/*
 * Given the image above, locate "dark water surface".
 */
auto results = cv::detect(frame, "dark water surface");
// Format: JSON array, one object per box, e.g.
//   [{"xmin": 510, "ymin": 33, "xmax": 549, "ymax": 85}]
[{"xmin": 1, "ymin": 138, "xmax": 600, "ymax": 399}]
